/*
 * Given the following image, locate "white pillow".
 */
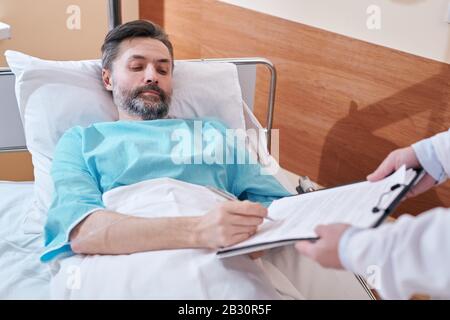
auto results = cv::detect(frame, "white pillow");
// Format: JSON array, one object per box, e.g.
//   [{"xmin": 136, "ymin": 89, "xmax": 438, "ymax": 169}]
[{"xmin": 5, "ymin": 50, "xmax": 246, "ymax": 234}]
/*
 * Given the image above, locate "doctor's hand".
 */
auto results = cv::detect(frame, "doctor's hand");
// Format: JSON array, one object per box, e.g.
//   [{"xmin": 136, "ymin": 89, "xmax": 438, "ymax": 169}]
[
  {"xmin": 366, "ymin": 146, "xmax": 436, "ymax": 198},
  {"xmin": 195, "ymin": 200, "xmax": 267, "ymax": 250},
  {"xmin": 295, "ymin": 224, "xmax": 351, "ymax": 270}
]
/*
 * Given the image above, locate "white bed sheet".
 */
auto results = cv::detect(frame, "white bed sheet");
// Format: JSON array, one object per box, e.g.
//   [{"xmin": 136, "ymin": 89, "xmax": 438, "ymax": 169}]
[
  {"xmin": 0, "ymin": 180, "xmax": 371, "ymax": 300},
  {"xmin": 0, "ymin": 181, "xmax": 50, "ymax": 299}
]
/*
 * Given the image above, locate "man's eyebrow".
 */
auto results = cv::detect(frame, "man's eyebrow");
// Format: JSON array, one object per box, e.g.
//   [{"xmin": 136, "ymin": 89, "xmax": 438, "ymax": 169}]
[
  {"xmin": 155, "ymin": 58, "xmax": 171, "ymax": 65},
  {"xmin": 127, "ymin": 55, "xmax": 171, "ymax": 64},
  {"xmin": 127, "ymin": 55, "xmax": 146, "ymax": 61}
]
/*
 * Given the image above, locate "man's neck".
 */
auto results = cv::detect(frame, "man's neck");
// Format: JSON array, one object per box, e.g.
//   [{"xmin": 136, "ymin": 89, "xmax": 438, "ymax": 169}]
[
  {"xmin": 117, "ymin": 109, "xmax": 174, "ymax": 121},
  {"xmin": 118, "ymin": 109, "xmax": 142, "ymax": 121}
]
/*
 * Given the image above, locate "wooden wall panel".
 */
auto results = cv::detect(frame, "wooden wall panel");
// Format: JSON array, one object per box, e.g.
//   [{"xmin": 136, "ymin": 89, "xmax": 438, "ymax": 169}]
[
  {"xmin": 140, "ymin": 0, "xmax": 201, "ymax": 58},
  {"xmin": 0, "ymin": 152, "xmax": 34, "ymax": 181},
  {"xmin": 142, "ymin": 0, "xmax": 450, "ymax": 216},
  {"xmin": 139, "ymin": 0, "xmax": 164, "ymax": 30}
]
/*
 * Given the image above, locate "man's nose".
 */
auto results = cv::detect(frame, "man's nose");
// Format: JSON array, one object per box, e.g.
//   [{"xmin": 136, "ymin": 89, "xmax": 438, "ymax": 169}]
[{"xmin": 144, "ymin": 65, "xmax": 159, "ymax": 85}]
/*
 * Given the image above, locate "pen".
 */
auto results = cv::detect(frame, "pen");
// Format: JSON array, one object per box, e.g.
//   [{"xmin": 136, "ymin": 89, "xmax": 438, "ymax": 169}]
[{"xmin": 206, "ymin": 186, "xmax": 276, "ymax": 221}]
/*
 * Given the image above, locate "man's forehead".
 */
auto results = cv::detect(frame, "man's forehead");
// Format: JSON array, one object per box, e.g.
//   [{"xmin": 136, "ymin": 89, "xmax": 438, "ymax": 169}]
[{"xmin": 117, "ymin": 38, "xmax": 171, "ymax": 63}]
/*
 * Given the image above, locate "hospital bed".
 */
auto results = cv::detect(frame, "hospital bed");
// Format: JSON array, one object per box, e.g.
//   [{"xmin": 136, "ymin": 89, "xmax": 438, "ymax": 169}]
[
  {"xmin": 0, "ymin": 1, "xmax": 374, "ymax": 300},
  {"xmin": 0, "ymin": 61, "xmax": 374, "ymax": 300}
]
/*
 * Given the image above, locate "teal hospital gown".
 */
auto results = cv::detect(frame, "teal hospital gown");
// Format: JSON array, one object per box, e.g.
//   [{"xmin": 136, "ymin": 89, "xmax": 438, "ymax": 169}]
[{"xmin": 41, "ymin": 118, "xmax": 291, "ymax": 262}]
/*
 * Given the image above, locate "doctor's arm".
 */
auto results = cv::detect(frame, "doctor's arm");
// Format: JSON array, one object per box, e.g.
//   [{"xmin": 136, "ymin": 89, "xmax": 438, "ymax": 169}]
[
  {"xmin": 297, "ymin": 209, "xmax": 450, "ymax": 300},
  {"xmin": 296, "ymin": 128, "xmax": 450, "ymax": 299}
]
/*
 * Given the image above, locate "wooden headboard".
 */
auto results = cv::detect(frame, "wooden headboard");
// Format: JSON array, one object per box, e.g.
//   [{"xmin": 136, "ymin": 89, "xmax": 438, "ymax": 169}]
[{"xmin": 140, "ymin": 0, "xmax": 450, "ymax": 216}]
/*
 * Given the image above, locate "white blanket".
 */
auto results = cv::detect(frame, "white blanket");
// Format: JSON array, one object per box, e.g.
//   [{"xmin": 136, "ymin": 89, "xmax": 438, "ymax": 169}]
[
  {"xmin": 0, "ymin": 181, "xmax": 50, "ymax": 299},
  {"xmin": 49, "ymin": 178, "xmax": 294, "ymax": 299}
]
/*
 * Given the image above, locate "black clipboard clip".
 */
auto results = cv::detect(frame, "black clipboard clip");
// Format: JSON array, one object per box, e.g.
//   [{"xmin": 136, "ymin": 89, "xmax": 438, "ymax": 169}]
[
  {"xmin": 371, "ymin": 183, "xmax": 407, "ymax": 213},
  {"xmin": 371, "ymin": 168, "xmax": 425, "ymax": 228}
]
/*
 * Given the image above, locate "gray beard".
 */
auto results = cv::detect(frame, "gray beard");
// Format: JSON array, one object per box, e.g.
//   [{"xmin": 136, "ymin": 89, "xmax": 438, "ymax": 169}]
[{"xmin": 113, "ymin": 86, "xmax": 171, "ymax": 120}]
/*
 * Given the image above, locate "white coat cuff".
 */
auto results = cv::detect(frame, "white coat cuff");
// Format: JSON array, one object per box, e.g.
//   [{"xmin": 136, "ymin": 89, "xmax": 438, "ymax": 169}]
[
  {"xmin": 338, "ymin": 226, "xmax": 365, "ymax": 272},
  {"xmin": 412, "ymin": 139, "xmax": 446, "ymax": 183}
]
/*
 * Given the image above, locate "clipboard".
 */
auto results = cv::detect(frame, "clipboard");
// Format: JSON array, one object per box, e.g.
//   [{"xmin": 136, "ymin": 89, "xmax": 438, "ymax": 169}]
[
  {"xmin": 294, "ymin": 167, "xmax": 425, "ymax": 228},
  {"xmin": 217, "ymin": 167, "xmax": 425, "ymax": 258}
]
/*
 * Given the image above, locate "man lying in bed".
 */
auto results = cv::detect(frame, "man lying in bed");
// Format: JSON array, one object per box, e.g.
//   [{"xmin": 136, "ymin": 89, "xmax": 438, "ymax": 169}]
[{"xmin": 41, "ymin": 20, "xmax": 291, "ymax": 299}]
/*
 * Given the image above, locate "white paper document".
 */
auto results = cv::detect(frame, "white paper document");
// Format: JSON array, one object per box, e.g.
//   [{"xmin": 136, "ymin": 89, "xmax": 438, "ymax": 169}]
[{"xmin": 217, "ymin": 166, "xmax": 422, "ymax": 258}]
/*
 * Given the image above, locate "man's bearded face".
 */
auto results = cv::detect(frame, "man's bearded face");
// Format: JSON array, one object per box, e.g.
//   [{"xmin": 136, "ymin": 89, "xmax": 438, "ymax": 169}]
[{"xmin": 113, "ymin": 82, "xmax": 171, "ymax": 120}]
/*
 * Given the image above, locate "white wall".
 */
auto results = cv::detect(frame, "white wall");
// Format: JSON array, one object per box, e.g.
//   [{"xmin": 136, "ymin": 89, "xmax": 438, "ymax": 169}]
[{"xmin": 220, "ymin": 0, "xmax": 450, "ymax": 64}]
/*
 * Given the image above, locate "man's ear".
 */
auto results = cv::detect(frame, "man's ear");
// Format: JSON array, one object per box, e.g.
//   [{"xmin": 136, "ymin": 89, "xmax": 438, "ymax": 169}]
[{"xmin": 102, "ymin": 68, "xmax": 113, "ymax": 91}]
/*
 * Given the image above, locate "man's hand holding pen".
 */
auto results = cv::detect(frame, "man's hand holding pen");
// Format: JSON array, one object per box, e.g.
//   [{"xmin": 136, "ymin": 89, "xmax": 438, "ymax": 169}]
[{"xmin": 194, "ymin": 200, "xmax": 268, "ymax": 252}]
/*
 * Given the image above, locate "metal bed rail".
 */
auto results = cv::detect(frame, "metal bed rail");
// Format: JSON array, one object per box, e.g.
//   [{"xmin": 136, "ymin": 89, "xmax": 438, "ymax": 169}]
[{"xmin": 181, "ymin": 57, "xmax": 277, "ymax": 152}]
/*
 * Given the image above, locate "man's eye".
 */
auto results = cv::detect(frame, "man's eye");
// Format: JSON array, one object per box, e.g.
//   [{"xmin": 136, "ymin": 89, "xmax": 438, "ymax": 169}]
[
  {"xmin": 130, "ymin": 66, "xmax": 143, "ymax": 71},
  {"xmin": 158, "ymin": 69, "xmax": 168, "ymax": 75}
]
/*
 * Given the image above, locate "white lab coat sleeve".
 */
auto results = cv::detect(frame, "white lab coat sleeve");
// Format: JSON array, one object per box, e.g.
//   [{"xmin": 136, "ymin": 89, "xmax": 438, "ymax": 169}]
[
  {"xmin": 413, "ymin": 129, "xmax": 450, "ymax": 183},
  {"xmin": 339, "ymin": 208, "xmax": 450, "ymax": 299},
  {"xmin": 412, "ymin": 139, "xmax": 446, "ymax": 182},
  {"xmin": 430, "ymin": 129, "xmax": 450, "ymax": 181}
]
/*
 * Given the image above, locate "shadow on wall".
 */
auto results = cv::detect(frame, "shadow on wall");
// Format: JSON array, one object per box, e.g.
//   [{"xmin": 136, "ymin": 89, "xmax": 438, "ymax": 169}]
[
  {"xmin": 318, "ymin": 62, "xmax": 450, "ymax": 215},
  {"xmin": 319, "ymin": 12, "xmax": 449, "ymax": 216}
]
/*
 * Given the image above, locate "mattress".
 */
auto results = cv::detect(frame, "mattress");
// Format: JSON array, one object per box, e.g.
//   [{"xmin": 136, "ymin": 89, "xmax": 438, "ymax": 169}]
[{"xmin": 0, "ymin": 181, "xmax": 50, "ymax": 299}]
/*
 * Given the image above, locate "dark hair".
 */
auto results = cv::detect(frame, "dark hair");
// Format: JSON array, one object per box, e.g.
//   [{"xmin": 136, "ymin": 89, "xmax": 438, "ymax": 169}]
[{"xmin": 101, "ymin": 20, "xmax": 174, "ymax": 71}]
